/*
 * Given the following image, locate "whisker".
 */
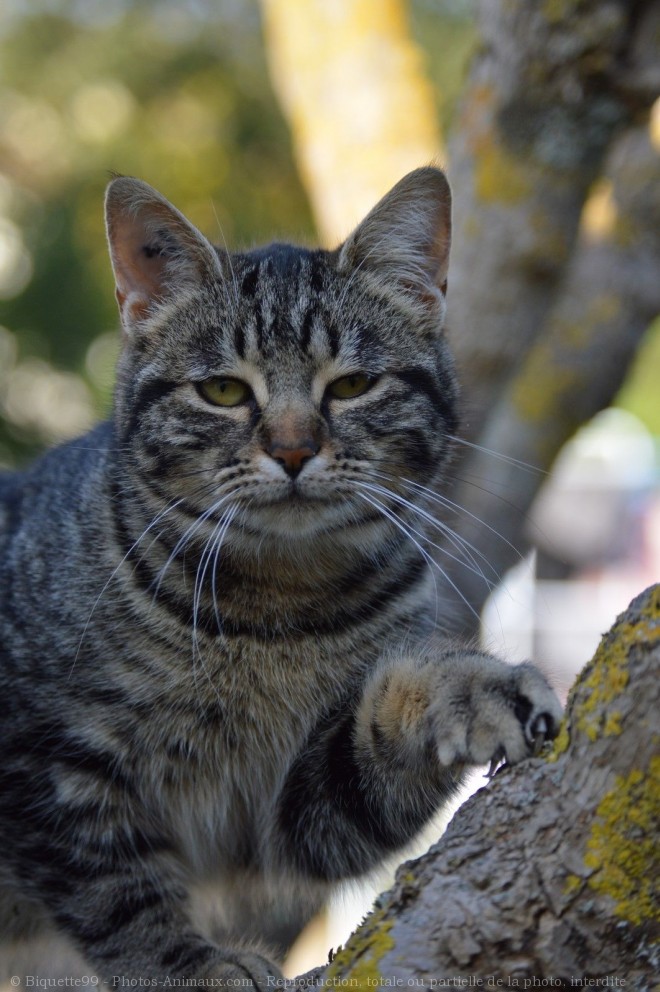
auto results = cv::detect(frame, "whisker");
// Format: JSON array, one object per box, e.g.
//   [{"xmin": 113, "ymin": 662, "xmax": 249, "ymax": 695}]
[
  {"xmin": 355, "ymin": 489, "xmax": 440, "ymax": 618},
  {"xmin": 69, "ymin": 493, "xmax": 190, "ymax": 679},
  {"xmin": 356, "ymin": 481, "xmax": 497, "ymax": 590},
  {"xmin": 354, "ymin": 487, "xmax": 483, "ymax": 627},
  {"xmin": 364, "ymin": 471, "xmax": 500, "ymax": 579},
  {"xmin": 447, "ymin": 434, "xmax": 547, "ymax": 476},
  {"xmin": 183, "ymin": 500, "xmax": 245, "ymax": 711},
  {"xmin": 331, "ymin": 233, "xmax": 398, "ymax": 330},
  {"xmin": 151, "ymin": 494, "xmax": 233, "ymax": 602},
  {"xmin": 194, "ymin": 503, "xmax": 239, "ymax": 642},
  {"xmin": 211, "ymin": 200, "xmax": 240, "ymax": 310},
  {"xmin": 164, "ymin": 467, "xmax": 223, "ymax": 481},
  {"xmin": 402, "ymin": 476, "xmax": 525, "ymax": 564}
]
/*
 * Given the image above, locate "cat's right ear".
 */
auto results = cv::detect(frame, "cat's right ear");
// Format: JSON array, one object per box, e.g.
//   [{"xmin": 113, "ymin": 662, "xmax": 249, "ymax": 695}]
[
  {"xmin": 337, "ymin": 166, "xmax": 451, "ymax": 322},
  {"xmin": 105, "ymin": 176, "xmax": 224, "ymax": 335}
]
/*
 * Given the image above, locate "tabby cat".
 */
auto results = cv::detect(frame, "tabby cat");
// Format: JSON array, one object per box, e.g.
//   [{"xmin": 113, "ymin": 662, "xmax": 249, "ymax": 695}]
[{"xmin": 0, "ymin": 168, "xmax": 562, "ymax": 987}]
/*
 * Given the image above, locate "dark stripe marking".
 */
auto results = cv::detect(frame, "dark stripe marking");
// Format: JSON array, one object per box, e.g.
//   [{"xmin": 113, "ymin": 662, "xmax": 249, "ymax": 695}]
[
  {"xmin": 392, "ymin": 368, "xmax": 457, "ymax": 431},
  {"xmin": 124, "ymin": 379, "xmax": 178, "ymax": 438}
]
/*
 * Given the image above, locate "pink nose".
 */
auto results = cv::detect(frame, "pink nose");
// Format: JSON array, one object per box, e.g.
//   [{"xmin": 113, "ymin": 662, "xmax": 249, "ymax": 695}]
[{"xmin": 268, "ymin": 440, "xmax": 319, "ymax": 478}]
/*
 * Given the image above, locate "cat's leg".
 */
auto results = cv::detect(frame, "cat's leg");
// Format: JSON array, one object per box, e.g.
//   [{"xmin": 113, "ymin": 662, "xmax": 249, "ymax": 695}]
[
  {"xmin": 0, "ymin": 888, "xmax": 91, "ymax": 984},
  {"xmin": 359, "ymin": 647, "xmax": 564, "ymax": 773},
  {"xmin": 191, "ymin": 876, "xmax": 327, "ymax": 961},
  {"xmin": 36, "ymin": 865, "xmax": 281, "ymax": 988},
  {"xmin": 4, "ymin": 808, "xmax": 282, "ymax": 988},
  {"xmin": 274, "ymin": 646, "xmax": 563, "ymax": 881}
]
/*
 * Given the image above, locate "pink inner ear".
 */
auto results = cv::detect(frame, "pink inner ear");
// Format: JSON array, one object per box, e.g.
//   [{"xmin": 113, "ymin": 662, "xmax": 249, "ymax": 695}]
[
  {"xmin": 110, "ymin": 212, "xmax": 170, "ymax": 323},
  {"xmin": 106, "ymin": 176, "xmax": 226, "ymax": 332}
]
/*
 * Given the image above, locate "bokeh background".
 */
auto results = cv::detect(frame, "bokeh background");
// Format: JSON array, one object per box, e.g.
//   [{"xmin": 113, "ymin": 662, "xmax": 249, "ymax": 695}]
[
  {"xmin": 1, "ymin": 0, "xmax": 659, "ymax": 977},
  {"xmin": 0, "ymin": 0, "xmax": 479, "ymax": 464}
]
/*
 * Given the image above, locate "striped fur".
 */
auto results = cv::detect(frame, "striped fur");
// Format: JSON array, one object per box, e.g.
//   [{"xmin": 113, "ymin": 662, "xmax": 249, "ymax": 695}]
[{"xmin": 0, "ymin": 169, "xmax": 562, "ymax": 987}]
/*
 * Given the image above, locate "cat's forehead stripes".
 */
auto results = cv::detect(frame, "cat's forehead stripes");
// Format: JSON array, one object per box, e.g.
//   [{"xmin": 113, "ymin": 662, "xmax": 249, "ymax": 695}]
[{"xmin": 231, "ymin": 247, "xmax": 342, "ymax": 363}]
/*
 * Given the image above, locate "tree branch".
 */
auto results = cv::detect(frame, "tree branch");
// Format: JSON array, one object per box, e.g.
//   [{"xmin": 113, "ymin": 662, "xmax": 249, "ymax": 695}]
[
  {"xmin": 293, "ymin": 584, "xmax": 660, "ymax": 989},
  {"xmin": 447, "ymin": 0, "xmax": 655, "ymax": 435},
  {"xmin": 259, "ymin": 0, "xmax": 440, "ymax": 244},
  {"xmin": 441, "ymin": 123, "xmax": 660, "ymax": 633}
]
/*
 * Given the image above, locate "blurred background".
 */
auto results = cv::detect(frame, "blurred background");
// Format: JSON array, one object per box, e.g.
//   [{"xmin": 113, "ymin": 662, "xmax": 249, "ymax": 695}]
[
  {"xmin": 0, "ymin": 0, "xmax": 658, "ymax": 978},
  {"xmin": 0, "ymin": 0, "xmax": 483, "ymax": 465}
]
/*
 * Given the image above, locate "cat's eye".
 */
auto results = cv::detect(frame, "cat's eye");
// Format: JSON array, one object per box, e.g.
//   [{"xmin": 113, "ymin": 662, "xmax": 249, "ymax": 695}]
[
  {"xmin": 196, "ymin": 377, "xmax": 252, "ymax": 407},
  {"xmin": 327, "ymin": 373, "xmax": 374, "ymax": 400}
]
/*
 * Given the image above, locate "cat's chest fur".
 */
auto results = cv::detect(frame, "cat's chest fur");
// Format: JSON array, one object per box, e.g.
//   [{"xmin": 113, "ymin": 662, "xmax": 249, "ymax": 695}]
[{"xmin": 97, "ymin": 626, "xmax": 370, "ymax": 876}]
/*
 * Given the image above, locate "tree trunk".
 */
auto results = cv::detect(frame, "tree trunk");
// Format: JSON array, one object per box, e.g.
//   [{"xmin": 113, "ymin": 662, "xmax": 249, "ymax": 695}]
[
  {"xmin": 292, "ymin": 584, "xmax": 660, "ymax": 989},
  {"xmin": 442, "ymin": 121, "xmax": 660, "ymax": 633},
  {"xmin": 259, "ymin": 0, "xmax": 440, "ymax": 244},
  {"xmin": 438, "ymin": 0, "xmax": 660, "ymax": 632},
  {"xmin": 446, "ymin": 0, "xmax": 657, "ymax": 436}
]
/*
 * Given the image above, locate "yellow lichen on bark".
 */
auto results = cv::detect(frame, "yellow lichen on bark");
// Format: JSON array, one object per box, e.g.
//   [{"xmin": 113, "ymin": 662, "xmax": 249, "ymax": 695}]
[
  {"xmin": 546, "ymin": 719, "xmax": 570, "ymax": 761},
  {"xmin": 259, "ymin": 0, "xmax": 441, "ymax": 244},
  {"xmin": 549, "ymin": 588, "xmax": 659, "ymax": 761},
  {"xmin": 542, "ymin": 0, "xmax": 583, "ymax": 24},
  {"xmin": 474, "ymin": 135, "xmax": 531, "ymax": 204},
  {"xmin": 325, "ymin": 906, "xmax": 395, "ymax": 986},
  {"xmin": 460, "ymin": 81, "xmax": 531, "ymax": 205},
  {"xmin": 509, "ymin": 294, "xmax": 623, "ymax": 440},
  {"xmin": 573, "ymin": 586, "xmax": 659, "ymax": 742},
  {"xmin": 584, "ymin": 758, "xmax": 660, "ymax": 926}
]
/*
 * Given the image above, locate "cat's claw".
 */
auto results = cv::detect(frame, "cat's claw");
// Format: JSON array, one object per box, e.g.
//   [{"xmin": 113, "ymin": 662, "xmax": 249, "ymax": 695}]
[
  {"xmin": 527, "ymin": 713, "xmax": 552, "ymax": 754},
  {"xmin": 485, "ymin": 714, "xmax": 551, "ymax": 777},
  {"xmin": 485, "ymin": 747, "xmax": 507, "ymax": 779}
]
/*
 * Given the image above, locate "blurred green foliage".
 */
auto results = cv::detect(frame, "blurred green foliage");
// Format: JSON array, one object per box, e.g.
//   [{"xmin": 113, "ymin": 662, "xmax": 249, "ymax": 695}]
[
  {"xmin": 0, "ymin": 0, "xmax": 480, "ymax": 468},
  {"xmin": 0, "ymin": 0, "xmax": 318, "ymax": 465}
]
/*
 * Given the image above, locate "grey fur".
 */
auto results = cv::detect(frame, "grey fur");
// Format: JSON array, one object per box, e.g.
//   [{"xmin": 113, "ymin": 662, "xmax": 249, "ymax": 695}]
[{"xmin": 0, "ymin": 168, "xmax": 562, "ymax": 987}]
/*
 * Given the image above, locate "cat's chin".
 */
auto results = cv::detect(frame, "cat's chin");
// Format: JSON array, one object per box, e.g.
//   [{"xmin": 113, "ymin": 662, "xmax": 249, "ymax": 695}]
[
  {"xmin": 246, "ymin": 496, "xmax": 368, "ymax": 544},
  {"xmin": 246, "ymin": 497, "xmax": 341, "ymax": 539}
]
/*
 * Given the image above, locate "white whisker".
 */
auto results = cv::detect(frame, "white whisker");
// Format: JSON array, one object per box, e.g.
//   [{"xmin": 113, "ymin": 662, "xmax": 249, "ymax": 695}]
[
  {"xmin": 447, "ymin": 434, "xmax": 546, "ymax": 476},
  {"xmin": 357, "ymin": 480, "xmax": 497, "ymax": 589},
  {"xmin": 70, "ymin": 493, "xmax": 190, "ymax": 680},
  {"xmin": 211, "ymin": 200, "xmax": 240, "ymax": 310},
  {"xmin": 402, "ymin": 476, "xmax": 525, "ymax": 563},
  {"xmin": 354, "ymin": 487, "xmax": 483, "ymax": 627},
  {"xmin": 363, "ymin": 471, "xmax": 501, "ymax": 579},
  {"xmin": 190, "ymin": 503, "xmax": 239, "ymax": 705},
  {"xmin": 354, "ymin": 490, "xmax": 440, "ymax": 626},
  {"xmin": 151, "ymin": 494, "xmax": 232, "ymax": 602}
]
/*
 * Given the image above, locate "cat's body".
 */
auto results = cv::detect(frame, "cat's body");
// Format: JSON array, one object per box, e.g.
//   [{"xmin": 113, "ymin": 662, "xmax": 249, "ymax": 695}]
[{"xmin": 0, "ymin": 169, "xmax": 562, "ymax": 986}]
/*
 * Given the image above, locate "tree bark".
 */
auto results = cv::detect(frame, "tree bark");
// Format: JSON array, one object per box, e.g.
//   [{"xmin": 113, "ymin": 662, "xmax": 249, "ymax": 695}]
[
  {"xmin": 292, "ymin": 584, "xmax": 660, "ymax": 989},
  {"xmin": 446, "ymin": 0, "xmax": 657, "ymax": 436},
  {"xmin": 259, "ymin": 0, "xmax": 440, "ymax": 244},
  {"xmin": 438, "ymin": 0, "xmax": 660, "ymax": 632},
  {"xmin": 441, "ymin": 122, "xmax": 660, "ymax": 633}
]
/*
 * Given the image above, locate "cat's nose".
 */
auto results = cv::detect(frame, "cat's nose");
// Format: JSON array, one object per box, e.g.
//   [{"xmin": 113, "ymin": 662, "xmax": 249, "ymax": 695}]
[{"xmin": 268, "ymin": 440, "xmax": 319, "ymax": 479}]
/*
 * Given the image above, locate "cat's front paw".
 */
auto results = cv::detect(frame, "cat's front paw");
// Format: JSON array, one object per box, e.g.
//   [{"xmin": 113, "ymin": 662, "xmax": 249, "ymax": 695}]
[{"xmin": 430, "ymin": 656, "xmax": 563, "ymax": 771}]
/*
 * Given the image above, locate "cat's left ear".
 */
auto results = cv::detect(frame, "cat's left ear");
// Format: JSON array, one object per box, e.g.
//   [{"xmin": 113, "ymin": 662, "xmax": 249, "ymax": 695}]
[
  {"xmin": 105, "ymin": 176, "xmax": 224, "ymax": 334},
  {"xmin": 337, "ymin": 166, "xmax": 451, "ymax": 317}
]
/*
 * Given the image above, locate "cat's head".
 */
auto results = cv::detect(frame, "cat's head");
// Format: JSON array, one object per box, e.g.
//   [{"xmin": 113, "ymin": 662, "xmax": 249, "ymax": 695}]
[{"xmin": 105, "ymin": 168, "xmax": 457, "ymax": 543}]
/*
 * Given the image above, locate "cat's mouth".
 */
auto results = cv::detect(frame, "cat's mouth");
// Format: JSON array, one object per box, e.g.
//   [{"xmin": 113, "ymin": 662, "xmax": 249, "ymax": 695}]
[
  {"xmin": 250, "ymin": 475, "xmax": 339, "ymax": 506},
  {"xmin": 260, "ymin": 489, "xmax": 336, "ymax": 509},
  {"xmin": 242, "ymin": 483, "xmax": 356, "ymax": 539}
]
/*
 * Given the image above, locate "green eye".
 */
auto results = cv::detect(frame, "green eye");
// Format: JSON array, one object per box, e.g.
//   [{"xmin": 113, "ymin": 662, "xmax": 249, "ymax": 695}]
[
  {"xmin": 197, "ymin": 377, "xmax": 251, "ymax": 407},
  {"xmin": 327, "ymin": 373, "xmax": 374, "ymax": 400}
]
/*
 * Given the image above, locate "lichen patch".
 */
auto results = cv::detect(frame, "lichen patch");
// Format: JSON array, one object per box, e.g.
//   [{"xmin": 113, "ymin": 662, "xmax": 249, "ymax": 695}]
[
  {"xmin": 584, "ymin": 757, "xmax": 660, "ymax": 926},
  {"xmin": 325, "ymin": 906, "xmax": 396, "ymax": 985}
]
